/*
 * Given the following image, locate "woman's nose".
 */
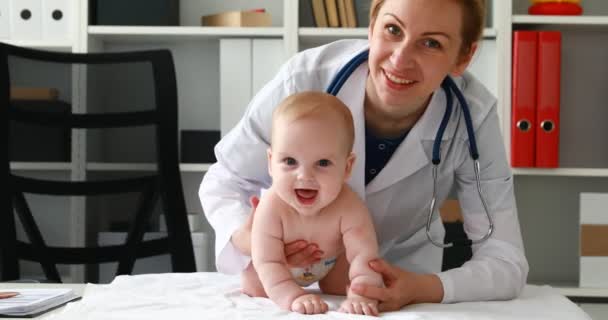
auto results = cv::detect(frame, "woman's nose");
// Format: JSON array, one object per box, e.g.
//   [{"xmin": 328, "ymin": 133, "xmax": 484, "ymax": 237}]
[{"xmin": 390, "ymin": 41, "xmax": 417, "ymax": 69}]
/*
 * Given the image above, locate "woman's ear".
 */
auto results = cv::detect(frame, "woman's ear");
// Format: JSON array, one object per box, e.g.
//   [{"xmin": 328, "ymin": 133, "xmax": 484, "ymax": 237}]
[
  {"xmin": 267, "ymin": 148, "xmax": 273, "ymax": 177},
  {"xmin": 451, "ymin": 42, "xmax": 478, "ymax": 77},
  {"xmin": 344, "ymin": 152, "xmax": 356, "ymax": 181}
]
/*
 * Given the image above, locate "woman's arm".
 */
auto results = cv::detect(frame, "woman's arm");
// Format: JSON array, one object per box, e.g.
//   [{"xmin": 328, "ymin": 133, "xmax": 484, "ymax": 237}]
[{"xmin": 442, "ymin": 99, "xmax": 529, "ymax": 303}]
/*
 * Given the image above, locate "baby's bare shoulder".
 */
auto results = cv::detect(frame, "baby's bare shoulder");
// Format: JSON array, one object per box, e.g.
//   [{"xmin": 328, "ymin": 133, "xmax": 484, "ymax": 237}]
[
  {"xmin": 257, "ymin": 189, "xmax": 291, "ymax": 218},
  {"xmin": 329, "ymin": 184, "xmax": 367, "ymax": 214}
]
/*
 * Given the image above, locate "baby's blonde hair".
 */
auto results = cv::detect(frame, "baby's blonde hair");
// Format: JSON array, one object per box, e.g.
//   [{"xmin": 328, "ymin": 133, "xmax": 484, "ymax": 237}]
[{"xmin": 272, "ymin": 91, "xmax": 355, "ymax": 154}]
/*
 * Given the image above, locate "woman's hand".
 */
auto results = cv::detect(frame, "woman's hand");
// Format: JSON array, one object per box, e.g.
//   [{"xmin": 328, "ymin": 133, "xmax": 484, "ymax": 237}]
[
  {"xmin": 350, "ymin": 259, "xmax": 444, "ymax": 312},
  {"xmin": 231, "ymin": 196, "xmax": 322, "ymax": 265},
  {"xmin": 284, "ymin": 241, "xmax": 323, "ymax": 268}
]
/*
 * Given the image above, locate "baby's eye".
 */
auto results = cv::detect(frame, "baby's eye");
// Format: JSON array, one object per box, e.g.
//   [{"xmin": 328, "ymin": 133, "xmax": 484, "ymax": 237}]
[
  {"xmin": 423, "ymin": 38, "xmax": 442, "ymax": 49},
  {"xmin": 318, "ymin": 159, "xmax": 331, "ymax": 167},
  {"xmin": 385, "ymin": 24, "xmax": 402, "ymax": 36},
  {"xmin": 284, "ymin": 157, "xmax": 297, "ymax": 166}
]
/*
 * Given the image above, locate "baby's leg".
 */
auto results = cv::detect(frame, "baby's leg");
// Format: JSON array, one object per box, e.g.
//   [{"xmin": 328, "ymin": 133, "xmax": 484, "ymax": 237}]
[
  {"xmin": 241, "ymin": 263, "xmax": 267, "ymax": 297},
  {"xmin": 318, "ymin": 253, "xmax": 349, "ymax": 295}
]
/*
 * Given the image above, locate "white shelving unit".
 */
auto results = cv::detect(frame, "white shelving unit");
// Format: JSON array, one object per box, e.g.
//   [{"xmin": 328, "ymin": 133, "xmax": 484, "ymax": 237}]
[
  {"xmin": 507, "ymin": 2, "xmax": 608, "ymax": 315},
  {"xmin": 4, "ymin": 2, "xmax": 608, "ymax": 313}
]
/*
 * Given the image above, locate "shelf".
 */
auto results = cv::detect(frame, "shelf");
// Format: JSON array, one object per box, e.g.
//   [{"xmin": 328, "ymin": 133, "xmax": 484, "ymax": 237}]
[
  {"xmin": 180, "ymin": 163, "xmax": 212, "ymax": 172},
  {"xmin": 513, "ymin": 168, "xmax": 608, "ymax": 177},
  {"xmin": 556, "ymin": 286, "xmax": 608, "ymax": 298},
  {"xmin": 88, "ymin": 26, "xmax": 284, "ymax": 42},
  {"xmin": 10, "ymin": 162, "xmax": 72, "ymax": 171},
  {"xmin": 298, "ymin": 27, "xmax": 497, "ymax": 42},
  {"xmin": 299, "ymin": 27, "xmax": 368, "ymax": 39},
  {"xmin": 513, "ymin": 15, "xmax": 608, "ymax": 26},
  {"xmin": 0, "ymin": 40, "xmax": 73, "ymax": 51},
  {"xmin": 86, "ymin": 162, "xmax": 212, "ymax": 172}
]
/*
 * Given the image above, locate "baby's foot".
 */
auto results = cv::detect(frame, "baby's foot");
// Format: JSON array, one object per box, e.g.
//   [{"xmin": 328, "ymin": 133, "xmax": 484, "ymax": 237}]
[
  {"xmin": 290, "ymin": 293, "xmax": 328, "ymax": 314},
  {"xmin": 339, "ymin": 297, "xmax": 379, "ymax": 316}
]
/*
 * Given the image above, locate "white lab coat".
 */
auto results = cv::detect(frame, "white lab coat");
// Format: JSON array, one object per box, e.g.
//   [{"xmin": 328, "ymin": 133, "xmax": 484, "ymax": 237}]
[{"xmin": 199, "ymin": 39, "xmax": 529, "ymax": 303}]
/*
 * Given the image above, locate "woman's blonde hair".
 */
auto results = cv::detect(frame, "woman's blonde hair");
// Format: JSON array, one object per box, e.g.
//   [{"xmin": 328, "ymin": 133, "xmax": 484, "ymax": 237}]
[{"xmin": 369, "ymin": 0, "xmax": 486, "ymax": 57}]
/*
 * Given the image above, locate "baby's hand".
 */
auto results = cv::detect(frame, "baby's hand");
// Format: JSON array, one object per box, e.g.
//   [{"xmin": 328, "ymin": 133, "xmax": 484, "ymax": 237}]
[
  {"xmin": 290, "ymin": 293, "xmax": 328, "ymax": 314},
  {"xmin": 339, "ymin": 296, "xmax": 379, "ymax": 316}
]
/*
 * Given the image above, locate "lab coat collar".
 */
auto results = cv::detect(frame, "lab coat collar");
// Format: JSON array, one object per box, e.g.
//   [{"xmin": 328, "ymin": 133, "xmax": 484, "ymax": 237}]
[
  {"xmin": 336, "ymin": 57, "xmax": 368, "ymax": 201},
  {"xmin": 365, "ymin": 80, "xmax": 457, "ymax": 195}
]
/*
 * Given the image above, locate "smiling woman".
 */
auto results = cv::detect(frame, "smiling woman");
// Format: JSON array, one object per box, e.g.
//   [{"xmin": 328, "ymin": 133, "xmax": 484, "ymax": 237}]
[{"xmin": 200, "ymin": 0, "xmax": 528, "ymax": 313}]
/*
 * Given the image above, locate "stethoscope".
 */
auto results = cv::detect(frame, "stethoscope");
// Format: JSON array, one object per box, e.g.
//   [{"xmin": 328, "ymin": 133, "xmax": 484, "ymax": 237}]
[{"xmin": 326, "ymin": 49, "xmax": 494, "ymax": 248}]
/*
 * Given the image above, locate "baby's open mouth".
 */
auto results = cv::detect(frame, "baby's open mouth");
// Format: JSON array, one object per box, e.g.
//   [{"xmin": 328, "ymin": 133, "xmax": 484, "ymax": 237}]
[{"xmin": 295, "ymin": 188, "xmax": 318, "ymax": 205}]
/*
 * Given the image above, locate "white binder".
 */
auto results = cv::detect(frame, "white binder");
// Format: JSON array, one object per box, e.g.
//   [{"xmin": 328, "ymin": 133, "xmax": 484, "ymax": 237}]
[
  {"xmin": 0, "ymin": 0, "xmax": 10, "ymax": 39},
  {"xmin": 10, "ymin": 0, "xmax": 42, "ymax": 40},
  {"xmin": 252, "ymin": 39, "xmax": 285, "ymax": 94},
  {"xmin": 42, "ymin": 0, "xmax": 72, "ymax": 41},
  {"xmin": 219, "ymin": 39, "xmax": 252, "ymax": 137}
]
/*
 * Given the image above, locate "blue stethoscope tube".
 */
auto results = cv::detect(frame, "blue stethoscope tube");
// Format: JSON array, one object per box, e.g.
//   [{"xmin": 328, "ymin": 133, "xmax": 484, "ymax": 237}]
[{"xmin": 326, "ymin": 49, "xmax": 494, "ymax": 248}]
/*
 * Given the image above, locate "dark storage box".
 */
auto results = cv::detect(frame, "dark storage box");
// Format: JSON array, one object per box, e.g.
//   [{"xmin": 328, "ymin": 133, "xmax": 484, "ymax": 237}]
[
  {"xmin": 92, "ymin": 0, "xmax": 179, "ymax": 26},
  {"xmin": 180, "ymin": 130, "xmax": 220, "ymax": 163},
  {"xmin": 10, "ymin": 100, "xmax": 71, "ymax": 162}
]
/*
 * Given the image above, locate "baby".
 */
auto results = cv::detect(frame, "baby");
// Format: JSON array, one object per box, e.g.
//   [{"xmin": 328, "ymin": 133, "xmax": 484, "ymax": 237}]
[{"xmin": 241, "ymin": 91, "xmax": 383, "ymax": 316}]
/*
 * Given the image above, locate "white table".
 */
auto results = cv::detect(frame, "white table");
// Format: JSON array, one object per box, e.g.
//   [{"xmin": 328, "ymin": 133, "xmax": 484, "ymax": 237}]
[{"xmin": 0, "ymin": 273, "xmax": 594, "ymax": 319}]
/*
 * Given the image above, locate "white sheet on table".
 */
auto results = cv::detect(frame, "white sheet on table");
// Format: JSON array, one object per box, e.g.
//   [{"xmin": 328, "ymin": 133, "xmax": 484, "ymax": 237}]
[{"xmin": 48, "ymin": 272, "xmax": 591, "ymax": 320}]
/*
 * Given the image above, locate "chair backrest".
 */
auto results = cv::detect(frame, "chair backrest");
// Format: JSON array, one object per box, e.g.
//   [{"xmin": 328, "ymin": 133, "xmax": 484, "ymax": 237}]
[{"xmin": 0, "ymin": 43, "xmax": 196, "ymax": 282}]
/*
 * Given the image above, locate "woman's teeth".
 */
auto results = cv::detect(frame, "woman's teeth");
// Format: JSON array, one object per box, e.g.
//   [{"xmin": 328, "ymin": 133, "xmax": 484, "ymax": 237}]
[{"xmin": 385, "ymin": 71, "xmax": 414, "ymax": 85}]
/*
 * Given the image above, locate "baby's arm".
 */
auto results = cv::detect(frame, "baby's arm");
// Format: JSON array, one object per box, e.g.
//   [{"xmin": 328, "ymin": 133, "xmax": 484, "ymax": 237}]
[
  {"xmin": 251, "ymin": 194, "xmax": 307, "ymax": 310},
  {"xmin": 339, "ymin": 190, "xmax": 383, "ymax": 313}
]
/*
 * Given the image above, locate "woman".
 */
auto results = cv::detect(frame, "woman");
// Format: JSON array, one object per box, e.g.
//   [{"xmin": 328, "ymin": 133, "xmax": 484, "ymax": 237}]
[{"xmin": 200, "ymin": 0, "xmax": 528, "ymax": 312}]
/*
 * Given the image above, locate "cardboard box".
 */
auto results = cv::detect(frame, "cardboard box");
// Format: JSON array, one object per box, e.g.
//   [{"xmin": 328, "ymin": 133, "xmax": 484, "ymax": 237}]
[{"xmin": 201, "ymin": 10, "xmax": 271, "ymax": 27}]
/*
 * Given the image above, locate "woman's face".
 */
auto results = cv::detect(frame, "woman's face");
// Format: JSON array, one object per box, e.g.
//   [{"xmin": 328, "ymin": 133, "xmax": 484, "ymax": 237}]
[{"xmin": 366, "ymin": 0, "xmax": 475, "ymax": 121}]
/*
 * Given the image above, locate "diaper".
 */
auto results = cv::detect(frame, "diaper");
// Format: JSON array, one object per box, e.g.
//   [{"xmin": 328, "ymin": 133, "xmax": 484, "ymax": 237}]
[{"xmin": 290, "ymin": 257, "xmax": 337, "ymax": 287}]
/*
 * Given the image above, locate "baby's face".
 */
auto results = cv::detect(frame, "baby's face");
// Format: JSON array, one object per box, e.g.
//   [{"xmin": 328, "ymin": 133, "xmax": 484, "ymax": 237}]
[{"xmin": 269, "ymin": 116, "xmax": 353, "ymax": 216}]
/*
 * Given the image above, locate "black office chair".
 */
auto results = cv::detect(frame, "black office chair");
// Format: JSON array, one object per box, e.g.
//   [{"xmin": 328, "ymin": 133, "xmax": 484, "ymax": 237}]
[{"xmin": 0, "ymin": 43, "xmax": 196, "ymax": 283}]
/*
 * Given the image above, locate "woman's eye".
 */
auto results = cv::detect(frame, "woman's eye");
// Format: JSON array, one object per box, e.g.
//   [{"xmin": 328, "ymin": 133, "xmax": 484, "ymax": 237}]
[
  {"xmin": 423, "ymin": 39, "xmax": 442, "ymax": 49},
  {"xmin": 386, "ymin": 24, "xmax": 402, "ymax": 36},
  {"xmin": 318, "ymin": 159, "xmax": 331, "ymax": 167},
  {"xmin": 284, "ymin": 157, "xmax": 297, "ymax": 166}
]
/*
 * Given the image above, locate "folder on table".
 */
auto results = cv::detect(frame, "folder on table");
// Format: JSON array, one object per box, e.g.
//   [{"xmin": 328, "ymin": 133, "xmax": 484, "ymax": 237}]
[
  {"xmin": 511, "ymin": 31, "xmax": 538, "ymax": 167},
  {"xmin": 311, "ymin": 0, "xmax": 328, "ymax": 28},
  {"xmin": 535, "ymin": 31, "xmax": 561, "ymax": 168},
  {"xmin": 324, "ymin": 0, "xmax": 339, "ymax": 27}
]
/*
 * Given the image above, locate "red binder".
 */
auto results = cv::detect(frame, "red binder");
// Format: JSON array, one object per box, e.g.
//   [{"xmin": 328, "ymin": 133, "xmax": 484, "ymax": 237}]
[
  {"xmin": 536, "ymin": 31, "xmax": 561, "ymax": 168},
  {"xmin": 511, "ymin": 31, "xmax": 538, "ymax": 167}
]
